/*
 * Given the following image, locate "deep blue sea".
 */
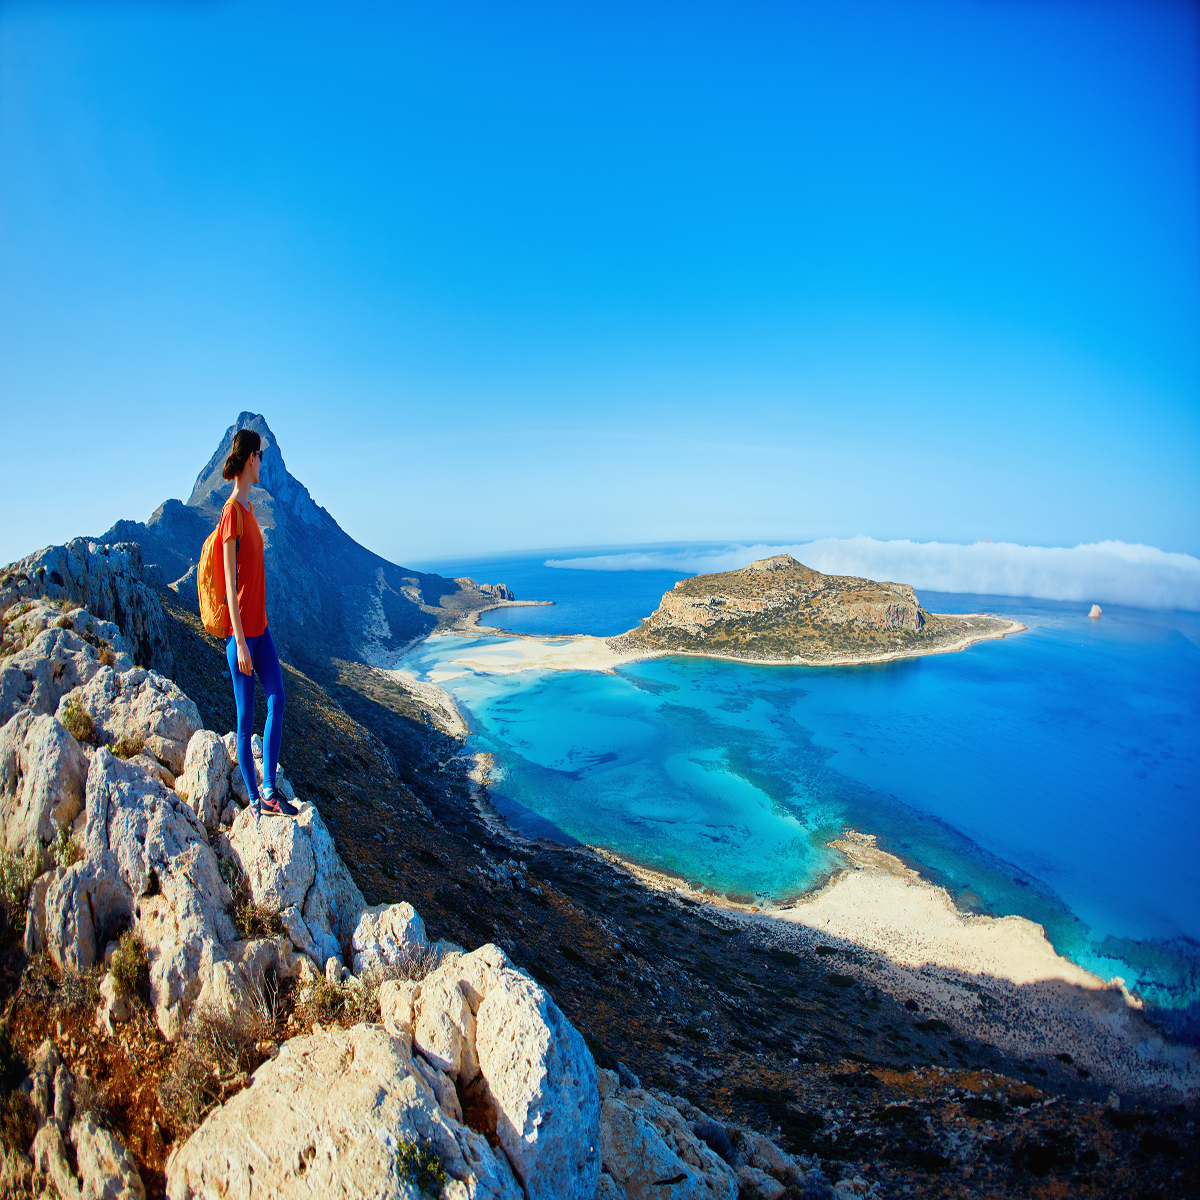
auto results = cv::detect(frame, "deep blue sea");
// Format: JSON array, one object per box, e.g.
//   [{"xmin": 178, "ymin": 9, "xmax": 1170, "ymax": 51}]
[{"xmin": 411, "ymin": 550, "xmax": 1200, "ymax": 1027}]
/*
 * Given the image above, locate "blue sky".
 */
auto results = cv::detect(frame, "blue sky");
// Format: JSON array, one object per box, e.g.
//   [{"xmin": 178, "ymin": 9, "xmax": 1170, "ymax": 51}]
[{"xmin": 2, "ymin": 0, "xmax": 1198, "ymax": 567}]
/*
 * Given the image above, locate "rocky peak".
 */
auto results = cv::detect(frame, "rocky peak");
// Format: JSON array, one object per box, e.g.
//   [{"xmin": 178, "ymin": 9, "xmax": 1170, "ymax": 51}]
[
  {"xmin": 747, "ymin": 553, "xmax": 805, "ymax": 572},
  {"xmin": 185, "ymin": 412, "xmax": 330, "ymax": 532}
]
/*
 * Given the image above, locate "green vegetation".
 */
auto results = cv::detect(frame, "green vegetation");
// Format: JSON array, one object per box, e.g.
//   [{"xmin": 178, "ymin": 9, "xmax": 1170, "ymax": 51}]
[
  {"xmin": 61, "ymin": 697, "xmax": 96, "ymax": 744},
  {"xmin": 397, "ymin": 1136, "xmax": 449, "ymax": 1197},
  {"xmin": 51, "ymin": 825, "xmax": 83, "ymax": 869},
  {"xmin": 113, "ymin": 733, "xmax": 145, "ymax": 759},
  {"xmin": 0, "ymin": 848, "xmax": 38, "ymax": 944},
  {"xmin": 110, "ymin": 930, "xmax": 149, "ymax": 999}
]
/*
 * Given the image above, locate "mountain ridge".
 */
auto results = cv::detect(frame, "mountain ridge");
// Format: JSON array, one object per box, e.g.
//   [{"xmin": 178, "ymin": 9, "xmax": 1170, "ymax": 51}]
[{"xmin": 96, "ymin": 412, "xmax": 502, "ymax": 676}]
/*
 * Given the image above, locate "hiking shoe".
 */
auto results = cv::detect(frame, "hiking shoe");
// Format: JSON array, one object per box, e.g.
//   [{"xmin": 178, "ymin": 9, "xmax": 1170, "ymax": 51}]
[
  {"xmin": 249, "ymin": 801, "xmax": 262, "ymax": 827},
  {"xmin": 261, "ymin": 793, "xmax": 298, "ymax": 817}
]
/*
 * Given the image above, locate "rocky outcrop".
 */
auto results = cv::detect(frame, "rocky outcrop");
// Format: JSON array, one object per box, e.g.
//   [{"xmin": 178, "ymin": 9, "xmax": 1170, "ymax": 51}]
[
  {"xmin": 351, "ymin": 900, "xmax": 428, "ymax": 976},
  {"xmin": 0, "ymin": 601, "xmax": 133, "ymax": 726},
  {"xmin": 175, "ymin": 729, "xmax": 231, "ymax": 832},
  {"xmin": 0, "ymin": 708, "xmax": 88, "ymax": 852},
  {"xmin": 165, "ymin": 1024, "xmax": 523, "ymax": 1200},
  {"xmin": 597, "ymin": 1069, "xmax": 737, "ymax": 1200},
  {"xmin": 58, "ymin": 666, "xmax": 202, "ymax": 776},
  {"xmin": 226, "ymin": 801, "xmax": 368, "ymax": 967},
  {"xmin": 380, "ymin": 943, "xmax": 601, "ymax": 1200},
  {"xmin": 0, "ymin": 542, "xmax": 172, "ymax": 674},
  {"xmin": 24, "ymin": 1040, "xmax": 146, "ymax": 1200}
]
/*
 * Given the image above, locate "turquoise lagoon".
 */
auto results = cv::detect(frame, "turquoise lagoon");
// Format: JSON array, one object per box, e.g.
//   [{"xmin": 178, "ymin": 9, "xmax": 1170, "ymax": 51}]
[{"xmin": 406, "ymin": 555, "xmax": 1200, "ymax": 1025}]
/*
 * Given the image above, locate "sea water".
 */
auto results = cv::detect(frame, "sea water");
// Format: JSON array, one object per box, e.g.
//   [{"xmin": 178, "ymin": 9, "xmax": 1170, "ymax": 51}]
[{"xmin": 409, "ymin": 552, "xmax": 1200, "ymax": 1026}]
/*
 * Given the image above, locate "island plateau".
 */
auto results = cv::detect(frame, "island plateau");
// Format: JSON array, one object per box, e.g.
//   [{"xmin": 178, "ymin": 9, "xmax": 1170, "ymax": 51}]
[{"xmin": 611, "ymin": 553, "xmax": 1019, "ymax": 664}]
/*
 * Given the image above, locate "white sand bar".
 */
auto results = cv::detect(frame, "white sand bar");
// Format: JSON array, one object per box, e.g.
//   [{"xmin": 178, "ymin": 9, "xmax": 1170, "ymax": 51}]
[{"xmin": 604, "ymin": 833, "xmax": 1200, "ymax": 1099}]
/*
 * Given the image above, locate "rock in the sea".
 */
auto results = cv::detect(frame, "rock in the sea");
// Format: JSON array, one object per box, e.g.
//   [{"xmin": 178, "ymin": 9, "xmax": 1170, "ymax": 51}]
[
  {"xmin": 1089, "ymin": 604, "xmax": 1102, "ymax": 619},
  {"xmin": 389, "ymin": 944, "xmax": 600, "ymax": 1200},
  {"xmin": 0, "ymin": 708, "xmax": 88, "ymax": 854},
  {"xmin": 175, "ymin": 730, "xmax": 231, "ymax": 832},
  {"xmin": 165, "ymin": 1024, "xmax": 523, "ymax": 1200},
  {"xmin": 597, "ymin": 1069, "xmax": 737, "ymax": 1200}
]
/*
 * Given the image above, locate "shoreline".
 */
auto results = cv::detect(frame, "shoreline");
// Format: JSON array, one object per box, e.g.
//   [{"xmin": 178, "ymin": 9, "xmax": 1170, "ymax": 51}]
[
  {"xmin": 594, "ymin": 835, "xmax": 1200, "ymax": 1100},
  {"xmin": 391, "ymin": 621, "xmax": 1199, "ymax": 1099},
  {"xmin": 459, "ymin": 598, "xmax": 555, "ymax": 629},
  {"xmin": 430, "ymin": 615, "xmax": 1027, "ymax": 675}
]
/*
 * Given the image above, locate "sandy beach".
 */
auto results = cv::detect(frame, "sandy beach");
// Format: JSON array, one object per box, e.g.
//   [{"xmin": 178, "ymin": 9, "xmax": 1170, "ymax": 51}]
[
  {"xmin": 417, "ymin": 615, "xmax": 1027, "ymax": 677},
  {"xmin": 600, "ymin": 833, "xmax": 1200, "ymax": 1100}
]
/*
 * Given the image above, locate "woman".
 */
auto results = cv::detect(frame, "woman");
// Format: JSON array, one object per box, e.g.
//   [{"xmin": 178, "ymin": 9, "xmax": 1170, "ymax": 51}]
[{"xmin": 220, "ymin": 429, "xmax": 296, "ymax": 821}]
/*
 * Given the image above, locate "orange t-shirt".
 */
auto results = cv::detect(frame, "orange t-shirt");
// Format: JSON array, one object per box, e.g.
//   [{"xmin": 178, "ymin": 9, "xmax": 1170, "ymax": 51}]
[{"xmin": 219, "ymin": 500, "xmax": 268, "ymax": 638}]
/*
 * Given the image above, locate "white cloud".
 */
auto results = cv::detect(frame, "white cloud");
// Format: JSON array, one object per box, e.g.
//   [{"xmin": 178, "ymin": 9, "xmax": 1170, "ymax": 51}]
[{"xmin": 546, "ymin": 538, "xmax": 1200, "ymax": 611}]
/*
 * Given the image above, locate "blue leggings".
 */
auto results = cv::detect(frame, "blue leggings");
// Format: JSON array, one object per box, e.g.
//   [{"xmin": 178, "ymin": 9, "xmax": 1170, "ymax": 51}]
[{"xmin": 225, "ymin": 627, "xmax": 285, "ymax": 801}]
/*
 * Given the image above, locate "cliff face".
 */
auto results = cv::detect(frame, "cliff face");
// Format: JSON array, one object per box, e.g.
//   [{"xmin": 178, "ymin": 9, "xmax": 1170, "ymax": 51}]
[
  {"xmin": 615, "ymin": 554, "xmax": 1008, "ymax": 663},
  {"xmin": 94, "ymin": 413, "xmax": 497, "ymax": 676}
]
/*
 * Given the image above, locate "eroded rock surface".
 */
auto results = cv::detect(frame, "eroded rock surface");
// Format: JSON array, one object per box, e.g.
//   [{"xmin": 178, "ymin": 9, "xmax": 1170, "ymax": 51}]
[
  {"xmin": 385, "ymin": 943, "xmax": 601, "ymax": 1200},
  {"xmin": 165, "ymin": 1024, "xmax": 523, "ymax": 1200}
]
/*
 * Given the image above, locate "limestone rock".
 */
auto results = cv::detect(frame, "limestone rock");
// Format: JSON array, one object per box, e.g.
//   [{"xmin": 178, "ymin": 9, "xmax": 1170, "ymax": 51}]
[
  {"xmin": 0, "ymin": 606, "xmax": 130, "ymax": 725},
  {"xmin": 97, "ymin": 971, "xmax": 132, "ymax": 1036},
  {"xmin": 1089, "ymin": 604, "xmax": 1103, "ymax": 619},
  {"xmin": 33, "ymin": 1123, "xmax": 81, "ymax": 1200},
  {"xmin": 409, "ymin": 944, "xmax": 600, "ymax": 1200},
  {"xmin": 165, "ymin": 1023, "xmax": 523, "ymax": 1200},
  {"xmin": 597, "ymin": 1069, "xmax": 737, "ymax": 1200},
  {"xmin": 0, "ymin": 708, "xmax": 88, "ymax": 853},
  {"xmin": 225, "ymin": 801, "xmax": 366, "ymax": 966},
  {"xmin": 0, "ymin": 540, "xmax": 172, "ymax": 674},
  {"xmin": 72, "ymin": 1112, "xmax": 146, "ymax": 1200},
  {"xmin": 351, "ymin": 901, "xmax": 428, "ymax": 977},
  {"xmin": 59, "ymin": 667, "xmax": 201, "ymax": 775},
  {"xmin": 737, "ymin": 1165, "xmax": 786, "ymax": 1199},
  {"xmin": 176, "ymin": 731, "xmax": 231, "ymax": 832},
  {"xmin": 26, "ymin": 749, "xmax": 238, "ymax": 1039},
  {"xmin": 279, "ymin": 904, "xmax": 316, "ymax": 956},
  {"xmin": 296, "ymin": 802, "xmax": 367, "ymax": 963},
  {"xmin": 228, "ymin": 807, "xmax": 315, "ymax": 911}
]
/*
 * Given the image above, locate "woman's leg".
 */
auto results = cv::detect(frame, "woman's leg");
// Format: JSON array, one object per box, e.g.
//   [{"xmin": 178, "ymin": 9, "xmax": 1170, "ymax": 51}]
[
  {"xmin": 253, "ymin": 627, "xmax": 286, "ymax": 793},
  {"xmin": 226, "ymin": 634, "xmax": 260, "ymax": 801}
]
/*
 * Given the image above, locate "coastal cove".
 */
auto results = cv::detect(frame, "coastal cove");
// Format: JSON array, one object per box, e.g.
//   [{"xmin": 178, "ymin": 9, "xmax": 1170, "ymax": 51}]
[{"xmin": 400, "ymin": 563, "xmax": 1200, "ymax": 1033}]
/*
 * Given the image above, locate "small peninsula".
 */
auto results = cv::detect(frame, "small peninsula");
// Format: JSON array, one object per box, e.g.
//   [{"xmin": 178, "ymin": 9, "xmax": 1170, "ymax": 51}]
[{"xmin": 611, "ymin": 552, "xmax": 1020, "ymax": 665}]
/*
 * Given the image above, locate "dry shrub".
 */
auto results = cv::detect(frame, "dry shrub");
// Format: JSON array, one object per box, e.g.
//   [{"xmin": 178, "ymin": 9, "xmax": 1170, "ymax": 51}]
[
  {"xmin": 0, "ymin": 1093, "xmax": 36, "ymax": 1156},
  {"xmin": 109, "ymin": 930, "xmax": 149, "ymax": 1000},
  {"xmin": 55, "ymin": 616, "xmax": 73, "ymax": 631},
  {"xmin": 97, "ymin": 645, "xmax": 116, "ymax": 667},
  {"xmin": 219, "ymin": 855, "xmax": 284, "ymax": 940},
  {"xmin": 57, "ymin": 965, "xmax": 101, "ymax": 1015},
  {"xmin": 112, "ymin": 734, "xmax": 144, "ymax": 760},
  {"xmin": 314, "ymin": 945, "xmax": 445, "ymax": 1027},
  {"xmin": 61, "ymin": 698, "xmax": 95, "ymax": 745},
  {"xmin": 0, "ymin": 850, "xmax": 38, "ymax": 945},
  {"xmin": 158, "ymin": 988, "xmax": 276, "ymax": 1135},
  {"xmin": 50, "ymin": 825, "xmax": 82, "ymax": 869},
  {"xmin": 72, "ymin": 1075, "xmax": 110, "ymax": 1129}
]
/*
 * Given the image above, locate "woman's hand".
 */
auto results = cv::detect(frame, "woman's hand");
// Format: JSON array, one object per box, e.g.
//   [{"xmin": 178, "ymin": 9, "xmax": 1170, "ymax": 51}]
[{"xmin": 236, "ymin": 637, "xmax": 253, "ymax": 676}]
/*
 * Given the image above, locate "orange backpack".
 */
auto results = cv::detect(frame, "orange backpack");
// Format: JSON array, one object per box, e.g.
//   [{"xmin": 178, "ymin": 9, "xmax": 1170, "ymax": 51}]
[{"xmin": 197, "ymin": 502, "xmax": 243, "ymax": 637}]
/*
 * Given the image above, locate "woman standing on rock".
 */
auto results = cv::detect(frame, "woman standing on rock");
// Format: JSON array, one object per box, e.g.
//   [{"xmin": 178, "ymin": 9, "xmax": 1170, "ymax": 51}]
[{"xmin": 220, "ymin": 429, "xmax": 296, "ymax": 822}]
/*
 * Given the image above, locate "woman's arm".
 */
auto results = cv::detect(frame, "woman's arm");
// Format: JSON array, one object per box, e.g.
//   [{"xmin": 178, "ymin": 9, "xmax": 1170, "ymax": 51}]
[{"xmin": 223, "ymin": 536, "xmax": 253, "ymax": 675}]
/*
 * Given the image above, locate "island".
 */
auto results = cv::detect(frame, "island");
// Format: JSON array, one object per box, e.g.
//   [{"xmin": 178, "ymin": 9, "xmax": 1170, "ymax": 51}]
[{"xmin": 609, "ymin": 552, "xmax": 1020, "ymax": 665}]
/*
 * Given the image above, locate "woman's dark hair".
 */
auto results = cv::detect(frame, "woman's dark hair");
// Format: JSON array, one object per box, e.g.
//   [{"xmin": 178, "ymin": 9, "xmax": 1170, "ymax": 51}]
[{"xmin": 222, "ymin": 429, "xmax": 262, "ymax": 481}]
